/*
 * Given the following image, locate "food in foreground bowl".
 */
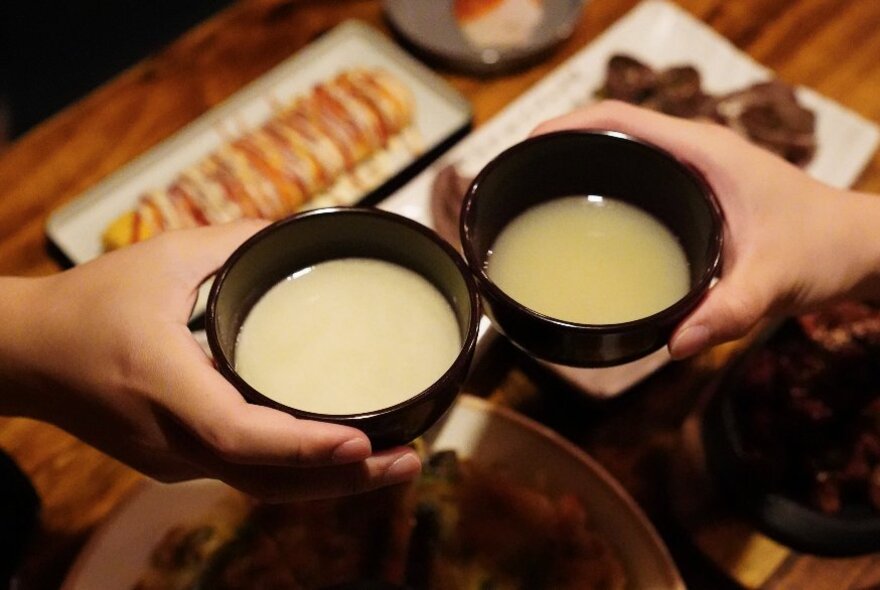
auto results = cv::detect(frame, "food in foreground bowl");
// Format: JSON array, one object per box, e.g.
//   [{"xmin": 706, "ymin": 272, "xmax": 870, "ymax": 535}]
[
  {"xmin": 235, "ymin": 258, "xmax": 462, "ymax": 415},
  {"xmin": 734, "ymin": 301, "xmax": 880, "ymax": 514},
  {"xmin": 133, "ymin": 451, "xmax": 627, "ymax": 589},
  {"xmin": 596, "ymin": 54, "xmax": 817, "ymax": 166},
  {"xmin": 102, "ymin": 68, "xmax": 415, "ymax": 251},
  {"xmin": 486, "ymin": 195, "xmax": 690, "ymax": 324}
]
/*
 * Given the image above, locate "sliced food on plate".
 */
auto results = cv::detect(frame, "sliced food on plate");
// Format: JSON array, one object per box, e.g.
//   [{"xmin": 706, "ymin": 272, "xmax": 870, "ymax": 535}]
[
  {"xmin": 102, "ymin": 68, "xmax": 416, "ymax": 251},
  {"xmin": 596, "ymin": 54, "xmax": 817, "ymax": 166}
]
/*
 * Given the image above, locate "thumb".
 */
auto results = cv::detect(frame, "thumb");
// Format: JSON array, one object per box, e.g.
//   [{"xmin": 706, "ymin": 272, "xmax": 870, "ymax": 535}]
[
  {"xmin": 668, "ymin": 267, "xmax": 769, "ymax": 359},
  {"xmin": 99, "ymin": 219, "xmax": 270, "ymax": 324}
]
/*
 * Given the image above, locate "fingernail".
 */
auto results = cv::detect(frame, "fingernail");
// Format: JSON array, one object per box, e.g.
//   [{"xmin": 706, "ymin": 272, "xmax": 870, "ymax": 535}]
[
  {"xmin": 383, "ymin": 453, "xmax": 421, "ymax": 485},
  {"xmin": 331, "ymin": 438, "xmax": 371, "ymax": 464},
  {"xmin": 670, "ymin": 325, "xmax": 710, "ymax": 359}
]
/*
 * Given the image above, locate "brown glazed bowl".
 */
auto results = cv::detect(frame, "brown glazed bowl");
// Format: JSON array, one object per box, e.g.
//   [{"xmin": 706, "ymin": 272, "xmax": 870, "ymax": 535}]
[
  {"xmin": 460, "ymin": 130, "xmax": 723, "ymax": 367},
  {"xmin": 206, "ymin": 207, "xmax": 481, "ymax": 449}
]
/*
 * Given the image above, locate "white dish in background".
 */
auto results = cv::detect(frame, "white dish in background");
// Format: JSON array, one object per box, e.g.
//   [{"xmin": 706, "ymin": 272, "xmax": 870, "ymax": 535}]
[
  {"xmin": 62, "ymin": 394, "xmax": 684, "ymax": 590},
  {"xmin": 382, "ymin": 0, "xmax": 880, "ymax": 397},
  {"xmin": 45, "ymin": 20, "xmax": 471, "ymax": 267}
]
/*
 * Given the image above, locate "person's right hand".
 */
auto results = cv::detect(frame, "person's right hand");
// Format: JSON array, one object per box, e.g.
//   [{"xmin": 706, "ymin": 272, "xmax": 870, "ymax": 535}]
[{"xmin": 532, "ymin": 100, "xmax": 880, "ymax": 359}]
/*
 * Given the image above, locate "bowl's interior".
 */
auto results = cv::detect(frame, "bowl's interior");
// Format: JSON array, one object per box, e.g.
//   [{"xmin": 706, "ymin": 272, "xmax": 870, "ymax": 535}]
[
  {"xmin": 210, "ymin": 208, "xmax": 477, "ymax": 403},
  {"xmin": 463, "ymin": 131, "xmax": 720, "ymax": 295}
]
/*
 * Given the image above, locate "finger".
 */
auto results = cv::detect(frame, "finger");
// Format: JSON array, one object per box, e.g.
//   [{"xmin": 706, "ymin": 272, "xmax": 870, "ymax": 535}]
[
  {"xmin": 668, "ymin": 266, "xmax": 770, "ymax": 359},
  {"xmin": 210, "ymin": 447, "xmax": 422, "ymax": 503},
  {"xmin": 198, "ymin": 399, "xmax": 375, "ymax": 467},
  {"xmin": 154, "ymin": 327, "xmax": 374, "ymax": 467}
]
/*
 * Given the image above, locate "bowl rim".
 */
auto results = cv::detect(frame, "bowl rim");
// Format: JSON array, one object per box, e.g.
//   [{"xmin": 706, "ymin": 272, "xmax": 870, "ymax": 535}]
[
  {"xmin": 206, "ymin": 206, "xmax": 482, "ymax": 421},
  {"xmin": 459, "ymin": 129, "xmax": 724, "ymax": 334}
]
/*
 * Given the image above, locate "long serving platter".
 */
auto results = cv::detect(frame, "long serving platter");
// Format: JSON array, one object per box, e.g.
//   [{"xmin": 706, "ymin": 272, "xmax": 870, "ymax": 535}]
[{"xmin": 45, "ymin": 20, "xmax": 472, "ymax": 266}]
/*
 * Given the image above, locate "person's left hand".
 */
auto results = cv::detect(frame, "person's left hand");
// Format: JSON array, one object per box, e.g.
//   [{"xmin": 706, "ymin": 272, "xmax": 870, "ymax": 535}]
[
  {"xmin": 530, "ymin": 101, "xmax": 880, "ymax": 359},
  {"xmin": 0, "ymin": 221, "xmax": 421, "ymax": 501}
]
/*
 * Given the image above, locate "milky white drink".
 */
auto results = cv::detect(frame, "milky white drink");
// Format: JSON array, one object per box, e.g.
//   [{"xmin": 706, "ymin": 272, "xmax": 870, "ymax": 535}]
[
  {"xmin": 487, "ymin": 196, "xmax": 690, "ymax": 324},
  {"xmin": 236, "ymin": 258, "xmax": 461, "ymax": 415}
]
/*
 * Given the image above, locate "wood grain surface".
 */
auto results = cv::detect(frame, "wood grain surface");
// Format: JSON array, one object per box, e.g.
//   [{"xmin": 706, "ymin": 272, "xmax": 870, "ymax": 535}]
[{"xmin": 2, "ymin": 1, "xmax": 880, "ymax": 588}]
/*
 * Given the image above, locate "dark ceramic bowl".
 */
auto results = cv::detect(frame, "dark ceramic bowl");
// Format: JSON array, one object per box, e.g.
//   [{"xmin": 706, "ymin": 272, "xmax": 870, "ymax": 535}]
[
  {"xmin": 460, "ymin": 130, "xmax": 723, "ymax": 367},
  {"xmin": 702, "ymin": 322, "xmax": 880, "ymax": 556},
  {"xmin": 206, "ymin": 207, "xmax": 481, "ymax": 449}
]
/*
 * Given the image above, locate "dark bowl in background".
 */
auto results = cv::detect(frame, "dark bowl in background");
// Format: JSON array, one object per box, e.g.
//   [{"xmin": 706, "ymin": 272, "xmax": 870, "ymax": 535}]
[
  {"xmin": 701, "ymin": 322, "xmax": 880, "ymax": 556},
  {"xmin": 460, "ymin": 130, "xmax": 723, "ymax": 367},
  {"xmin": 207, "ymin": 207, "xmax": 481, "ymax": 449},
  {"xmin": 383, "ymin": 0, "xmax": 584, "ymax": 77}
]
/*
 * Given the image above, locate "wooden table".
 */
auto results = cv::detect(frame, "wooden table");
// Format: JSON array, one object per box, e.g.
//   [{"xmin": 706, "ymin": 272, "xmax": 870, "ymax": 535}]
[{"xmin": 3, "ymin": 1, "xmax": 880, "ymax": 588}]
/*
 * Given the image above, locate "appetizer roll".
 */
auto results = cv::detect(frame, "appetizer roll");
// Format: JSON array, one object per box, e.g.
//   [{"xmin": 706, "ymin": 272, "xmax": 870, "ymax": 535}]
[{"xmin": 102, "ymin": 68, "xmax": 414, "ymax": 251}]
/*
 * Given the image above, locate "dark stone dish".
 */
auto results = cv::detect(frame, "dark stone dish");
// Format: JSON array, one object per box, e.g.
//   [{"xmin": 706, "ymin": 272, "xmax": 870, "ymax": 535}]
[{"xmin": 702, "ymin": 317, "xmax": 880, "ymax": 556}]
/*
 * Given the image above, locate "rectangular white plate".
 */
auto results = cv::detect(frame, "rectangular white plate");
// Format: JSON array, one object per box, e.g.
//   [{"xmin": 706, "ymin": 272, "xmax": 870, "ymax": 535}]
[
  {"xmin": 45, "ymin": 20, "xmax": 471, "ymax": 265},
  {"xmin": 381, "ymin": 0, "xmax": 880, "ymax": 397}
]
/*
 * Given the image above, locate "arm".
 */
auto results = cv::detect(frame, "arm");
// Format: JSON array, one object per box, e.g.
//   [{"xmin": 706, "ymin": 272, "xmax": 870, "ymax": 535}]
[
  {"xmin": 533, "ymin": 100, "xmax": 880, "ymax": 359},
  {"xmin": 0, "ymin": 221, "xmax": 420, "ymax": 501}
]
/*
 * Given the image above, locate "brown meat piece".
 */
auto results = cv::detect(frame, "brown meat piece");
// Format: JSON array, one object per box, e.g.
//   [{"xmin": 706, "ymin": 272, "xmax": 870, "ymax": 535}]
[
  {"xmin": 712, "ymin": 80, "xmax": 817, "ymax": 166},
  {"xmin": 643, "ymin": 66, "xmax": 714, "ymax": 118},
  {"xmin": 798, "ymin": 301, "xmax": 880, "ymax": 356},
  {"xmin": 596, "ymin": 55, "xmax": 817, "ymax": 166},
  {"xmin": 600, "ymin": 56, "xmax": 713, "ymax": 118},
  {"xmin": 599, "ymin": 54, "xmax": 658, "ymax": 103}
]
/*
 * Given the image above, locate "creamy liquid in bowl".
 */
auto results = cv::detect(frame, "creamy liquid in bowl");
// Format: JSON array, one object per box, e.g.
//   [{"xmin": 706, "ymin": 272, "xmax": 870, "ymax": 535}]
[
  {"xmin": 235, "ymin": 258, "xmax": 461, "ymax": 415},
  {"xmin": 487, "ymin": 196, "xmax": 690, "ymax": 324}
]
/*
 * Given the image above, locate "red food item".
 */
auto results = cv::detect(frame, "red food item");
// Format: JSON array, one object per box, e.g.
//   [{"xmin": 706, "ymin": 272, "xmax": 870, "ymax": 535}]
[{"xmin": 453, "ymin": 0, "xmax": 505, "ymax": 21}]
